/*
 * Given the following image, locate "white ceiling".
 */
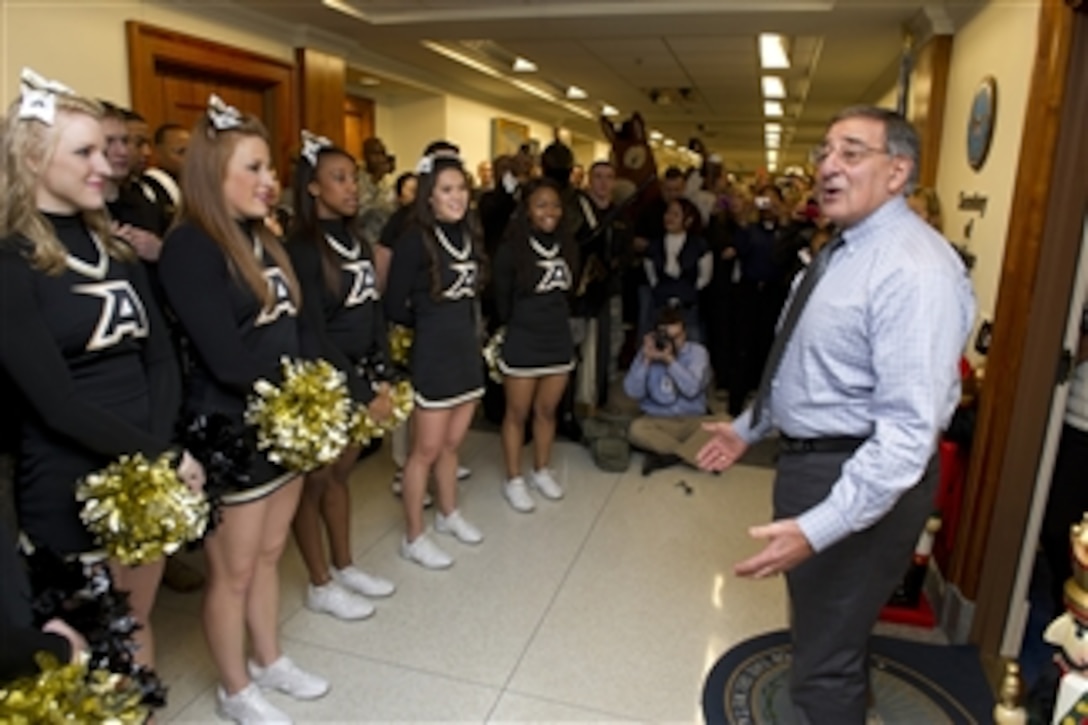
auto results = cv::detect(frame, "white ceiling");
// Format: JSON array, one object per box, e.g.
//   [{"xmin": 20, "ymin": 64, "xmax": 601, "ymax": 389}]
[{"xmin": 226, "ymin": 0, "xmax": 986, "ymax": 170}]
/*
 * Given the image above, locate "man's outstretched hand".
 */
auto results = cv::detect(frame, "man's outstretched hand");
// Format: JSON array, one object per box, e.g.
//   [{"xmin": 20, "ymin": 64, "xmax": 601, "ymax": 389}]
[
  {"xmin": 733, "ymin": 519, "xmax": 814, "ymax": 578},
  {"xmin": 696, "ymin": 421, "xmax": 748, "ymax": 472}
]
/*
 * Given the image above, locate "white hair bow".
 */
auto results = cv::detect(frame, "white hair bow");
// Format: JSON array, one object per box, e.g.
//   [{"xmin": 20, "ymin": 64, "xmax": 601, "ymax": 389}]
[
  {"xmin": 18, "ymin": 68, "xmax": 75, "ymax": 126},
  {"xmin": 415, "ymin": 155, "xmax": 434, "ymax": 175},
  {"xmin": 415, "ymin": 149, "xmax": 461, "ymax": 176},
  {"xmin": 207, "ymin": 94, "xmax": 243, "ymax": 132},
  {"xmin": 301, "ymin": 129, "xmax": 333, "ymax": 167}
]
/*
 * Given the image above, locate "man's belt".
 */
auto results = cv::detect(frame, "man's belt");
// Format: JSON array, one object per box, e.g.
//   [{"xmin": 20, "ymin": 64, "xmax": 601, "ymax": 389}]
[{"xmin": 778, "ymin": 435, "xmax": 867, "ymax": 454}]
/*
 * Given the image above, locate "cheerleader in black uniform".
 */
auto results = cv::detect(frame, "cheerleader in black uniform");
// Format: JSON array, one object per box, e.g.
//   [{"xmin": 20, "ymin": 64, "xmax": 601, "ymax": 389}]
[
  {"xmin": 157, "ymin": 98, "xmax": 327, "ymax": 723},
  {"xmin": 0, "ymin": 71, "xmax": 203, "ymax": 673},
  {"xmin": 384, "ymin": 145, "xmax": 484, "ymax": 570},
  {"xmin": 493, "ymin": 179, "xmax": 579, "ymax": 512},
  {"xmin": 285, "ymin": 133, "xmax": 396, "ymax": 621}
]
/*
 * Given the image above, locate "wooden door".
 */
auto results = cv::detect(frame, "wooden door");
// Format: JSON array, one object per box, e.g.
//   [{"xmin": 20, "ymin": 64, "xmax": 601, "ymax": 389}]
[
  {"xmin": 127, "ymin": 22, "xmax": 295, "ymax": 175},
  {"xmin": 157, "ymin": 72, "xmax": 266, "ymax": 135},
  {"xmin": 344, "ymin": 95, "xmax": 375, "ymax": 162}
]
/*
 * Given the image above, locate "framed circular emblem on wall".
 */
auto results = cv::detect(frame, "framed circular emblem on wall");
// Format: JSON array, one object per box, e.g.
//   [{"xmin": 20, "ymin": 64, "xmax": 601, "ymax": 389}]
[{"xmin": 966, "ymin": 76, "xmax": 997, "ymax": 171}]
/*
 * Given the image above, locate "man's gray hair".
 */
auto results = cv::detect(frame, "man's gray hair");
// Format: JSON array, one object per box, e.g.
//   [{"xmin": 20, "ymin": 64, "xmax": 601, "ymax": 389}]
[{"xmin": 829, "ymin": 106, "xmax": 919, "ymax": 192}]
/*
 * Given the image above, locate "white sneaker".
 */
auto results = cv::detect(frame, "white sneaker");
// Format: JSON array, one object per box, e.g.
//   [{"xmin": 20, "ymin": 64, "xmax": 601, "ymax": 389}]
[
  {"xmin": 503, "ymin": 477, "xmax": 536, "ymax": 513},
  {"xmin": 529, "ymin": 468, "xmax": 564, "ymax": 500},
  {"xmin": 216, "ymin": 683, "xmax": 291, "ymax": 724},
  {"xmin": 332, "ymin": 565, "xmax": 395, "ymax": 598},
  {"xmin": 400, "ymin": 533, "xmax": 453, "ymax": 569},
  {"xmin": 305, "ymin": 581, "xmax": 374, "ymax": 620},
  {"xmin": 434, "ymin": 509, "xmax": 484, "ymax": 544},
  {"xmin": 247, "ymin": 656, "xmax": 329, "ymax": 700},
  {"xmin": 391, "ymin": 471, "xmax": 433, "ymax": 508}
]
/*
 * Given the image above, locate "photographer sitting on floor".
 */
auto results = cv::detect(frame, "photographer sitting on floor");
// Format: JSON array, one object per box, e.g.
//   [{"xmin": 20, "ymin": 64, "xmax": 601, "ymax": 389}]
[{"xmin": 623, "ymin": 307, "xmax": 714, "ymax": 475}]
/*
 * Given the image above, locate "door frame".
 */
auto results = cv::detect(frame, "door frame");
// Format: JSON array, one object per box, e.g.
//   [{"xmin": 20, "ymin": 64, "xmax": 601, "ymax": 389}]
[
  {"xmin": 948, "ymin": 0, "xmax": 1088, "ymax": 681},
  {"xmin": 343, "ymin": 93, "xmax": 376, "ymax": 162},
  {"xmin": 126, "ymin": 21, "xmax": 296, "ymax": 174}
]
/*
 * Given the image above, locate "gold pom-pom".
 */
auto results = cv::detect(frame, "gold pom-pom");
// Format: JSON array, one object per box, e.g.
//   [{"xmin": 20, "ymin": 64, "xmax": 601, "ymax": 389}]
[
  {"xmin": 0, "ymin": 652, "xmax": 149, "ymax": 723},
  {"xmin": 77, "ymin": 452, "xmax": 209, "ymax": 567},
  {"xmin": 351, "ymin": 381, "xmax": 415, "ymax": 446},
  {"xmin": 245, "ymin": 358, "xmax": 353, "ymax": 473},
  {"xmin": 482, "ymin": 327, "xmax": 505, "ymax": 384},
  {"xmin": 388, "ymin": 325, "xmax": 414, "ymax": 367}
]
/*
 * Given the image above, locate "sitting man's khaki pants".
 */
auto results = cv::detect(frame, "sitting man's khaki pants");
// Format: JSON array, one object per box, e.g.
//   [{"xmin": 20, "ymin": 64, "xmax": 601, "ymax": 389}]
[{"xmin": 627, "ymin": 415, "xmax": 718, "ymax": 467}]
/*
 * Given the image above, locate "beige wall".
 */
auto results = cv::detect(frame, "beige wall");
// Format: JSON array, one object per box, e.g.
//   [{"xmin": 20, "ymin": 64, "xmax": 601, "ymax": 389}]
[
  {"xmin": 373, "ymin": 97, "xmax": 398, "ymax": 154},
  {"xmin": 934, "ymin": 0, "xmax": 1041, "ymax": 362},
  {"xmin": 380, "ymin": 96, "xmax": 448, "ymax": 173},
  {"xmin": 445, "ymin": 95, "xmax": 554, "ymax": 172},
  {"xmin": 868, "ymin": 2, "xmax": 1041, "ymax": 364},
  {"xmin": 875, "ymin": 85, "xmax": 899, "ymax": 113},
  {"xmin": 1, "ymin": 0, "xmax": 293, "ymax": 106},
  {"xmin": 2, "ymin": 0, "xmax": 600, "ymax": 177},
  {"xmin": 382, "ymin": 94, "xmax": 603, "ymax": 177},
  {"xmin": 570, "ymin": 139, "xmax": 612, "ymax": 170}
]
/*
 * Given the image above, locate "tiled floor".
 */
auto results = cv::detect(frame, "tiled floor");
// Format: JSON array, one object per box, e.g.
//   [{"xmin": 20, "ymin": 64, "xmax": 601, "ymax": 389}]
[{"xmin": 150, "ymin": 428, "xmax": 931, "ymax": 723}]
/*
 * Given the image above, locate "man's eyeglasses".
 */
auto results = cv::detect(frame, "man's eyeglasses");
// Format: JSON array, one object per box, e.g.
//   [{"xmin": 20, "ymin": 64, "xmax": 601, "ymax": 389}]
[{"xmin": 810, "ymin": 141, "xmax": 890, "ymax": 166}]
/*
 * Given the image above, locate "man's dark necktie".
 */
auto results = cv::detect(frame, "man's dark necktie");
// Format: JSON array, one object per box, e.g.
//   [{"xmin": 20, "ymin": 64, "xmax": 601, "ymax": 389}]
[{"xmin": 750, "ymin": 234, "xmax": 844, "ymax": 426}]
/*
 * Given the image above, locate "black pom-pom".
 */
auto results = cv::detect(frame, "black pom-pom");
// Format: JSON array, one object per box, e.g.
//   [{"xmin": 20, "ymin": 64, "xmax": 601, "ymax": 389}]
[
  {"xmin": 178, "ymin": 413, "xmax": 254, "ymax": 537},
  {"xmin": 26, "ymin": 547, "xmax": 168, "ymax": 709}
]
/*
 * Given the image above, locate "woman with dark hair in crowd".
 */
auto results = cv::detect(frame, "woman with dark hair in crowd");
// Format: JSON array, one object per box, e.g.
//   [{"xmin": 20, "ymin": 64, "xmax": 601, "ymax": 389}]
[
  {"xmin": 285, "ymin": 133, "xmax": 396, "ymax": 622},
  {"xmin": 381, "ymin": 165, "xmax": 472, "ymax": 503},
  {"xmin": 384, "ymin": 143, "xmax": 486, "ymax": 570},
  {"xmin": 492, "ymin": 178, "xmax": 579, "ymax": 512},
  {"xmin": 158, "ymin": 96, "xmax": 327, "ymax": 723},
  {"xmin": 0, "ymin": 69, "xmax": 202, "ymax": 675},
  {"xmin": 643, "ymin": 196, "xmax": 712, "ymax": 340}
]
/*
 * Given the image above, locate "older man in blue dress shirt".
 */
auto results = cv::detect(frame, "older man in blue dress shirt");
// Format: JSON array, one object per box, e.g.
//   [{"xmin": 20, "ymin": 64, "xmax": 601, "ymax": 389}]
[{"xmin": 698, "ymin": 106, "xmax": 976, "ymax": 723}]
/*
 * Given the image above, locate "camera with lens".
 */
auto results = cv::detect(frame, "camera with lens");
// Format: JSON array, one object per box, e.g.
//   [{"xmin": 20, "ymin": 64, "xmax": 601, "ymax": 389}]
[{"xmin": 653, "ymin": 328, "xmax": 673, "ymax": 352}]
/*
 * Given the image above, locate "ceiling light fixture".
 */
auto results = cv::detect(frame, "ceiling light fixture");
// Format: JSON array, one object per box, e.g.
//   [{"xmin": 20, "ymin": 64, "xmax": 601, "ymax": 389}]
[
  {"xmin": 566, "ymin": 85, "xmax": 588, "ymax": 100},
  {"xmin": 510, "ymin": 79, "xmax": 556, "ymax": 102},
  {"xmin": 767, "ymin": 149, "xmax": 780, "ymax": 164},
  {"xmin": 322, "ymin": 0, "xmax": 367, "ymax": 22},
  {"xmin": 650, "ymin": 130, "xmax": 664, "ymax": 141},
  {"xmin": 422, "ymin": 42, "xmax": 591, "ymax": 122},
  {"xmin": 765, "ymin": 135, "xmax": 781, "ymax": 149},
  {"xmin": 764, "ymin": 100, "xmax": 784, "ymax": 117},
  {"xmin": 761, "ymin": 76, "xmax": 786, "ymax": 99},
  {"xmin": 765, "ymin": 122, "xmax": 783, "ymax": 134},
  {"xmin": 512, "ymin": 56, "xmax": 538, "ymax": 73},
  {"xmin": 602, "ymin": 104, "xmax": 620, "ymax": 117},
  {"xmin": 328, "ymin": 1, "xmax": 833, "ymax": 24},
  {"xmin": 560, "ymin": 102, "xmax": 595, "ymax": 120},
  {"xmin": 759, "ymin": 33, "xmax": 791, "ymax": 69},
  {"xmin": 422, "ymin": 41, "xmax": 502, "ymax": 78},
  {"xmin": 664, "ymin": 138, "xmax": 676, "ymax": 147}
]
